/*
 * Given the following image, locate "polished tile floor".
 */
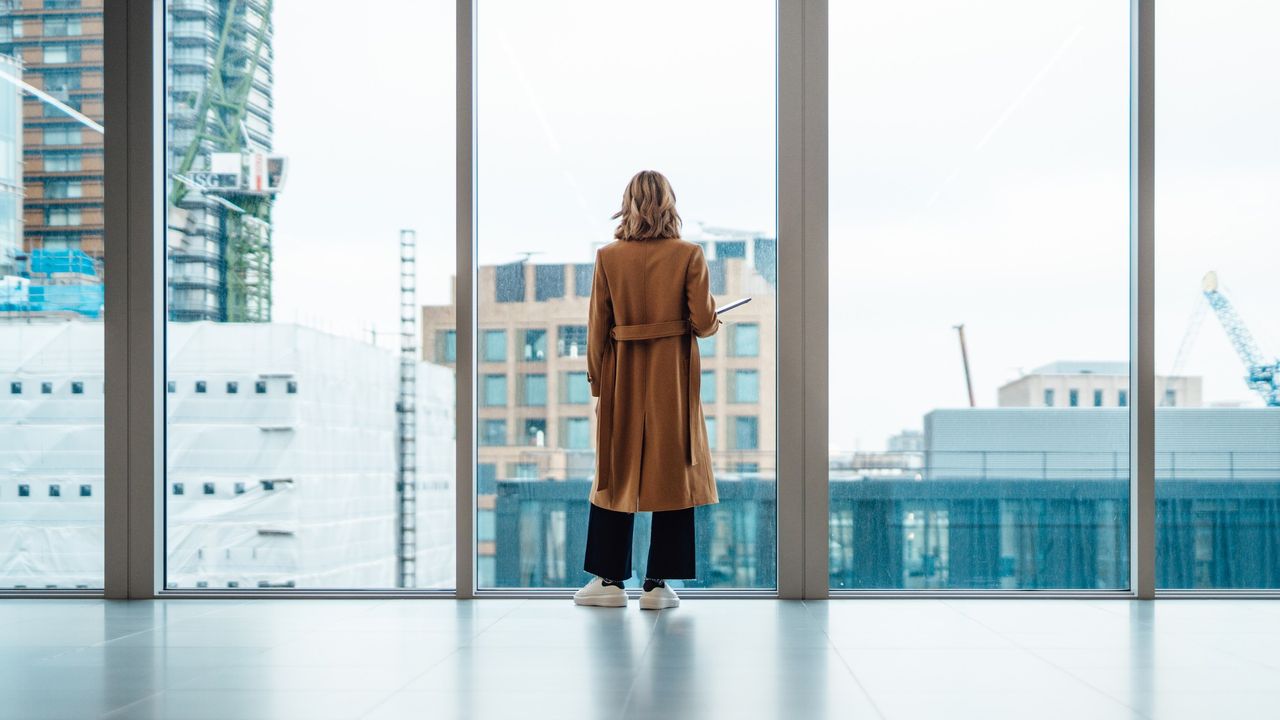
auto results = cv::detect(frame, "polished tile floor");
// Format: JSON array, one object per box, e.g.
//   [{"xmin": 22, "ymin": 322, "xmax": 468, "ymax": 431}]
[{"xmin": 3, "ymin": 598, "xmax": 1278, "ymax": 719}]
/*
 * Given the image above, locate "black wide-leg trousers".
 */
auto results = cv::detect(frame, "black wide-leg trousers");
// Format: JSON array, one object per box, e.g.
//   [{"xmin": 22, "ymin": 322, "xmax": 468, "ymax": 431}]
[{"xmin": 583, "ymin": 503, "xmax": 696, "ymax": 582}]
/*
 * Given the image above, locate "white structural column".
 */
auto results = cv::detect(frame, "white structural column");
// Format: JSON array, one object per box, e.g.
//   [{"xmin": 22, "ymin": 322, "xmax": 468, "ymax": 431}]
[
  {"xmin": 455, "ymin": 0, "xmax": 477, "ymax": 598},
  {"xmin": 778, "ymin": 0, "xmax": 828, "ymax": 599},
  {"xmin": 1130, "ymin": 0, "xmax": 1156, "ymax": 600}
]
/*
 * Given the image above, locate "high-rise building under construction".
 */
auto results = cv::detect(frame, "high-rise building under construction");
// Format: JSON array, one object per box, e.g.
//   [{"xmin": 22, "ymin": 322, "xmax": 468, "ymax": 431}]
[
  {"xmin": 0, "ymin": 0, "xmax": 283, "ymax": 322},
  {"xmin": 166, "ymin": 0, "xmax": 283, "ymax": 322}
]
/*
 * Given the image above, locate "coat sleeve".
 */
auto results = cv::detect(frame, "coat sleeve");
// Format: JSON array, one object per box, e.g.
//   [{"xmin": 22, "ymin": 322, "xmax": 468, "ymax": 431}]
[
  {"xmin": 686, "ymin": 245, "xmax": 721, "ymax": 339},
  {"xmin": 586, "ymin": 249, "xmax": 613, "ymax": 398}
]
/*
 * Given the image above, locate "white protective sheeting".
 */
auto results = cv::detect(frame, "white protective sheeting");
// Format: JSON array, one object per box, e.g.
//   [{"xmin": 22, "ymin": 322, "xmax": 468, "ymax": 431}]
[{"xmin": 1, "ymin": 321, "xmax": 455, "ymax": 589}]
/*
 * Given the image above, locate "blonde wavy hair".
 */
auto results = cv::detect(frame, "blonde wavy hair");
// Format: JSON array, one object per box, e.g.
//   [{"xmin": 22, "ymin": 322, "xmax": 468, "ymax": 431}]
[{"xmin": 612, "ymin": 170, "xmax": 682, "ymax": 241}]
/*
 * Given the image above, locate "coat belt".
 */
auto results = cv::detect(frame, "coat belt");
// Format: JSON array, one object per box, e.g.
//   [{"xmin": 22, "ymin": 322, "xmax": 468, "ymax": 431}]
[{"xmin": 596, "ymin": 319, "xmax": 701, "ymax": 493}]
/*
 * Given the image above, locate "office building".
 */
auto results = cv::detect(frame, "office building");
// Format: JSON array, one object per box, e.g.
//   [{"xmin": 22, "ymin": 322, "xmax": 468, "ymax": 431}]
[
  {"xmin": 998, "ymin": 360, "xmax": 1203, "ymax": 408},
  {"xmin": 422, "ymin": 232, "xmax": 777, "ymax": 584},
  {"xmin": 0, "ymin": 0, "xmax": 104, "ymax": 270}
]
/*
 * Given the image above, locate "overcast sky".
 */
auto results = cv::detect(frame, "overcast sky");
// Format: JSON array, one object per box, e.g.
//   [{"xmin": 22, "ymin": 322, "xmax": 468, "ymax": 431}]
[{"xmin": 266, "ymin": 0, "xmax": 1279, "ymax": 453}]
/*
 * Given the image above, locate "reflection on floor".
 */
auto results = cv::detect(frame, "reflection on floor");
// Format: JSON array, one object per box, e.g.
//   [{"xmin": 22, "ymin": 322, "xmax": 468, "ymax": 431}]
[{"xmin": 2, "ymin": 598, "xmax": 1278, "ymax": 719}]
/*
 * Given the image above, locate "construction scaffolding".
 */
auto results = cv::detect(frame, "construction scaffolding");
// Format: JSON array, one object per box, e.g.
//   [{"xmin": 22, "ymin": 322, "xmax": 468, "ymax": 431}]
[
  {"xmin": 396, "ymin": 230, "xmax": 418, "ymax": 588},
  {"xmin": 168, "ymin": 0, "xmax": 281, "ymax": 323}
]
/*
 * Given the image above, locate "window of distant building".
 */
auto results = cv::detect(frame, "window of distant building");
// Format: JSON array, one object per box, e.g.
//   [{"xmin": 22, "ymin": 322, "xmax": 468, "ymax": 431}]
[
  {"xmin": 44, "ymin": 0, "xmax": 82, "ymax": 9},
  {"xmin": 203, "ymin": 482, "xmax": 215, "ymax": 495},
  {"xmin": 700, "ymin": 370, "xmax": 716, "ymax": 404},
  {"xmin": 562, "ymin": 371, "xmax": 590, "ymax": 404},
  {"xmin": 731, "ymin": 369, "xmax": 759, "ymax": 403},
  {"xmin": 437, "ymin": 330, "xmax": 457, "ymax": 363},
  {"xmin": 574, "ymin": 263, "xmax": 593, "ymax": 296},
  {"xmin": 71, "ymin": 381, "xmax": 83, "ymax": 394},
  {"xmin": 10, "ymin": 381, "xmax": 20, "ymax": 394},
  {"xmin": 42, "ymin": 70, "xmax": 80, "ymax": 93},
  {"xmin": 195, "ymin": 381, "xmax": 206, "ymax": 393},
  {"xmin": 523, "ymin": 329, "xmax": 547, "ymax": 361},
  {"xmin": 42, "ymin": 17, "xmax": 82, "ymax": 37},
  {"xmin": 45, "ymin": 180, "xmax": 82, "ymax": 199},
  {"xmin": 715, "ymin": 240, "xmax": 746, "ymax": 259},
  {"xmin": 0, "ymin": 18, "xmax": 22, "ymax": 43},
  {"xmin": 79, "ymin": 484, "xmax": 91, "ymax": 497},
  {"xmin": 18, "ymin": 484, "xmax": 30, "ymax": 497},
  {"xmin": 562, "ymin": 417, "xmax": 590, "ymax": 450},
  {"xmin": 1118, "ymin": 389, "xmax": 1128, "ymax": 407},
  {"xmin": 557, "ymin": 325, "xmax": 587, "ymax": 357},
  {"xmin": 255, "ymin": 381, "xmax": 267, "ymax": 394},
  {"xmin": 226, "ymin": 381, "xmax": 238, "ymax": 394},
  {"xmin": 730, "ymin": 323, "xmax": 759, "ymax": 357},
  {"xmin": 705, "ymin": 416, "xmax": 717, "ymax": 450},
  {"xmin": 535, "ymin": 264, "xmax": 565, "ymax": 301},
  {"xmin": 46, "ymin": 208, "xmax": 81, "ymax": 226},
  {"xmin": 42, "ymin": 44, "xmax": 80, "ymax": 63},
  {"xmin": 1164, "ymin": 389, "xmax": 1177, "ymax": 407},
  {"xmin": 522, "ymin": 373, "xmax": 547, "ymax": 406},
  {"xmin": 708, "ymin": 258, "xmax": 727, "ymax": 294},
  {"xmin": 697, "ymin": 335, "xmax": 716, "ymax": 357},
  {"xmin": 496, "ymin": 262, "xmax": 526, "ymax": 302},
  {"xmin": 482, "ymin": 374, "xmax": 507, "ymax": 406},
  {"xmin": 511, "ymin": 462, "xmax": 538, "ymax": 480},
  {"xmin": 731, "ymin": 416, "xmax": 759, "ymax": 450},
  {"xmin": 523, "ymin": 418, "xmax": 547, "ymax": 447},
  {"xmin": 1043, "ymin": 388, "xmax": 1055, "ymax": 407},
  {"xmin": 44, "ymin": 153, "xmax": 81, "ymax": 172},
  {"xmin": 172, "ymin": 483, "xmax": 184, "ymax": 496},
  {"xmin": 1094, "ymin": 389, "xmax": 1104, "ymax": 407},
  {"xmin": 41, "ymin": 381, "xmax": 53, "ymax": 394},
  {"xmin": 736, "ymin": 462, "xmax": 759, "ymax": 474},
  {"xmin": 49, "ymin": 484, "xmax": 61, "ymax": 497},
  {"xmin": 480, "ymin": 419, "xmax": 507, "ymax": 446},
  {"xmin": 482, "ymin": 330, "xmax": 506, "ymax": 362},
  {"xmin": 1068, "ymin": 389, "xmax": 1079, "ymax": 407}
]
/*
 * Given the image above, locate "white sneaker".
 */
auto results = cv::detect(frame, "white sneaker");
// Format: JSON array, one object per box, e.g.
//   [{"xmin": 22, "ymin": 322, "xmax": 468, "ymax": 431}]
[
  {"xmin": 639, "ymin": 582, "xmax": 680, "ymax": 610},
  {"xmin": 573, "ymin": 577, "xmax": 628, "ymax": 607}
]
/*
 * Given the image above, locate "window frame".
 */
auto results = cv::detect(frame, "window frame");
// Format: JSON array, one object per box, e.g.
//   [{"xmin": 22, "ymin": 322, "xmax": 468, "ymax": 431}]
[{"xmin": 71, "ymin": 0, "xmax": 1179, "ymax": 601}]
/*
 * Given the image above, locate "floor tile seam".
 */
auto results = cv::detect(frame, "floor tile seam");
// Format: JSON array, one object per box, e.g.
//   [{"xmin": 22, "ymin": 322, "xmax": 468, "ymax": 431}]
[
  {"xmin": 801, "ymin": 600, "xmax": 889, "ymax": 720},
  {"xmin": 941, "ymin": 599, "xmax": 1155, "ymax": 720},
  {"xmin": 95, "ymin": 687, "xmax": 166, "ymax": 720},
  {"xmin": 353, "ymin": 647, "xmax": 468, "ymax": 720},
  {"xmin": 618, "ymin": 605, "xmax": 665, "ymax": 716}
]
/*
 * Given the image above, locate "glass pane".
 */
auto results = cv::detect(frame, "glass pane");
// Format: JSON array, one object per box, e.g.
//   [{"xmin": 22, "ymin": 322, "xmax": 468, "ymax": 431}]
[
  {"xmin": 465, "ymin": 0, "xmax": 777, "ymax": 589},
  {"xmin": 162, "ymin": 1, "xmax": 455, "ymax": 589},
  {"xmin": 1155, "ymin": 0, "xmax": 1280, "ymax": 589},
  {"xmin": 829, "ymin": 2, "xmax": 1131, "ymax": 590},
  {"xmin": 0, "ymin": 6, "xmax": 104, "ymax": 589}
]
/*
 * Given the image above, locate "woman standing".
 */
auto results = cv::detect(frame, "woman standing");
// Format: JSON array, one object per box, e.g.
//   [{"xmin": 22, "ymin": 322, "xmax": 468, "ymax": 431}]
[{"xmin": 574, "ymin": 170, "xmax": 720, "ymax": 610}]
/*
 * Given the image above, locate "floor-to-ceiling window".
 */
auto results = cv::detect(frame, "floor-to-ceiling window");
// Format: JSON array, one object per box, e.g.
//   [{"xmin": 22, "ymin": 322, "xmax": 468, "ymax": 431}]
[
  {"xmin": 1155, "ymin": 0, "xmax": 1280, "ymax": 590},
  {"xmin": 162, "ymin": 0, "xmax": 455, "ymax": 590},
  {"xmin": 827, "ymin": 1, "xmax": 1132, "ymax": 590},
  {"xmin": 464, "ymin": 0, "xmax": 778, "ymax": 590},
  {"xmin": 0, "ymin": 4, "xmax": 105, "ymax": 590}
]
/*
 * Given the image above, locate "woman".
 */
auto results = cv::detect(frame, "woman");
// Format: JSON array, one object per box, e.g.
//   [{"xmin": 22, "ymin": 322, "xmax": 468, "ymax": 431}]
[{"xmin": 574, "ymin": 170, "xmax": 720, "ymax": 610}]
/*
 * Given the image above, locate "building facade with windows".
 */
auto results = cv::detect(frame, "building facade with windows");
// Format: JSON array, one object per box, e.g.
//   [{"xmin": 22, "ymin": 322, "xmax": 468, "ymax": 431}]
[
  {"xmin": 422, "ymin": 234, "xmax": 777, "ymax": 584},
  {"xmin": 0, "ymin": 0, "xmax": 105, "ymax": 271},
  {"xmin": 998, "ymin": 360, "xmax": 1203, "ymax": 409}
]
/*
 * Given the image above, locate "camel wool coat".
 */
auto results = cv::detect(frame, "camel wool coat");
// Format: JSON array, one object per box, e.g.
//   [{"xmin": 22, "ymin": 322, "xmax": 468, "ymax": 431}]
[{"xmin": 586, "ymin": 237, "xmax": 721, "ymax": 513}]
